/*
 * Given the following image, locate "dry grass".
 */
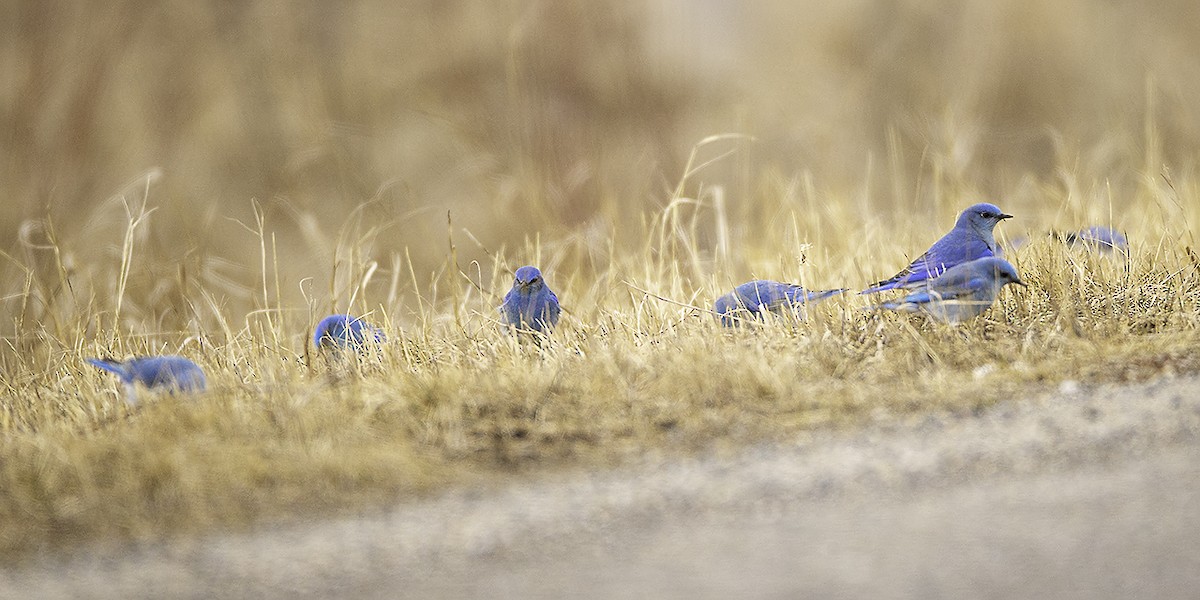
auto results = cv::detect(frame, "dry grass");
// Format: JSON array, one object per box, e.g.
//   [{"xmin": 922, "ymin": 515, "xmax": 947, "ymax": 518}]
[{"xmin": 2, "ymin": 0, "xmax": 1200, "ymax": 557}]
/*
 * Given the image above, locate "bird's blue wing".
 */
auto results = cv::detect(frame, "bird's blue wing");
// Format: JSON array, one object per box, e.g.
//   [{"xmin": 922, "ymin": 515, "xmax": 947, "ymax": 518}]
[
  {"xmin": 499, "ymin": 289, "xmax": 516, "ymax": 316},
  {"xmin": 865, "ymin": 234, "xmax": 996, "ymax": 293},
  {"xmin": 546, "ymin": 290, "xmax": 562, "ymax": 326},
  {"xmin": 129, "ymin": 357, "xmax": 207, "ymax": 392},
  {"xmin": 902, "ymin": 274, "xmax": 988, "ymax": 304},
  {"xmin": 863, "ymin": 247, "xmax": 949, "ymax": 293},
  {"xmin": 897, "ymin": 289, "xmax": 936, "ymax": 305},
  {"xmin": 731, "ymin": 281, "xmax": 844, "ymax": 312},
  {"xmin": 751, "ymin": 282, "xmax": 793, "ymax": 311}
]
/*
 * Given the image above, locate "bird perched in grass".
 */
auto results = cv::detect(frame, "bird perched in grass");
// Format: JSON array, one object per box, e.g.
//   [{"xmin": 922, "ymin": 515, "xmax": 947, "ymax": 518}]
[
  {"xmin": 1062, "ymin": 226, "xmax": 1128, "ymax": 256},
  {"xmin": 500, "ymin": 265, "xmax": 560, "ymax": 333},
  {"xmin": 869, "ymin": 256, "xmax": 1026, "ymax": 323},
  {"xmin": 87, "ymin": 355, "xmax": 207, "ymax": 404},
  {"xmin": 714, "ymin": 280, "xmax": 846, "ymax": 327},
  {"xmin": 862, "ymin": 203, "xmax": 1013, "ymax": 294},
  {"xmin": 313, "ymin": 314, "xmax": 385, "ymax": 351}
]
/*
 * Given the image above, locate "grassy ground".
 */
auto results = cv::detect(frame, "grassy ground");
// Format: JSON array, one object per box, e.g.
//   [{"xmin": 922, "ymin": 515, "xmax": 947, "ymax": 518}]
[
  {"xmin": 2, "ymin": 189, "xmax": 1197, "ymax": 557},
  {"xmin": 2, "ymin": 1, "xmax": 1200, "ymax": 557}
]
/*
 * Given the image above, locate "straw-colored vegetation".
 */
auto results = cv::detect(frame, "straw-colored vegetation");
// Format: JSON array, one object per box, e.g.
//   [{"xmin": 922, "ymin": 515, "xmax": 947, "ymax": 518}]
[{"xmin": 2, "ymin": 1, "xmax": 1199, "ymax": 556}]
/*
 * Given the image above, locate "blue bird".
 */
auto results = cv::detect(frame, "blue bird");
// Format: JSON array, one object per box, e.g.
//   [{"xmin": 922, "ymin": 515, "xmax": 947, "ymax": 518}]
[
  {"xmin": 863, "ymin": 203, "xmax": 1013, "ymax": 294},
  {"xmin": 313, "ymin": 314, "xmax": 385, "ymax": 350},
  {"xmin": 87, "ymin": 355, "xmax": 207, "ymax": 404},
  {"xmin": 869, "ymin": 257, "xmax": 1027, "ymax": 323},
  {"xmin": 1063, "ymin": 226, "xmax": 1128, "ymax": 256},
  {"xmin": 714, "ymin": 280, "xmax": 846, "ymax": 327},
  {"xmin": 500, "ymin": 265, "xmax": 561, "ymax": 333}
]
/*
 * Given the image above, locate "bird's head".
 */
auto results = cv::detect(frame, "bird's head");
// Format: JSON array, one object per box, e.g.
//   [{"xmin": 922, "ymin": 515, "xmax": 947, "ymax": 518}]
[
  {"xmin": 314, "ymin": 314, "xmax": 383, "ymax": 348},
  {"xmin": 959, "ymin": 202, "xmax": 1013, "ymax": 233},
  {"xmin": 513, "ymin": 265, "xmax": 545, "ymax": 292},
  {"xmin": 989, "ymin": 258, "xmax": 1027, "ymax": 288},
  {"xmin": 1065, "ymin": 226, "xmax": 1129, "ymax": 254},
  {"xmin": 314, "ymin": 315, "xmax": 351, "ymax": 348}
]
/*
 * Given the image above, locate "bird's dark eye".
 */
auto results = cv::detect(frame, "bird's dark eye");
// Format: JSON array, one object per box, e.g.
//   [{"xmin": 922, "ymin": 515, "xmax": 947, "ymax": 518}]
[
  {"xmin": 979, "ymin": 211, "xmax": 994, "ymax": 218},
  {"xmin": 531, "ymin": 277, "xmax": 540, "ymax": 284}
]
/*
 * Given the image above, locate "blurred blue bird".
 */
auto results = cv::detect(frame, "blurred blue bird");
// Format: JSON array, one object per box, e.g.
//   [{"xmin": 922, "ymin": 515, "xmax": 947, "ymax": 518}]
[
  {"xmin": 869, "ymin": 257, "xmax": 1026, "ymax": 323},
  {"xmin": 714, "ymin": 280, "xmax": 846, "ymax": 327},
  {"xmin": 314, "ymin": 314, "xmax": 385, "ymax": 350},
  {"xmin": 500, "ymin": 265, "xmax": 561, "ymax": 333},
  {"xmin": 863, "ymin": 203, "xmax": 1013, "ymax": 294},
  {"xmin": 87, "ymin": 355, "xmax": 207, "ymax": 404},
  {"xmin": 1063, "ymin": 226, "xmax": 1128, "ymax": 256}
]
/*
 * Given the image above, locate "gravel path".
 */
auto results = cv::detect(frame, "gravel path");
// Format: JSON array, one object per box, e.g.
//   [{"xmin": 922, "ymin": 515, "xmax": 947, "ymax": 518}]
[{"xmin": 4, "ymin": 375, "xmax": 1200, "ymax": 599}]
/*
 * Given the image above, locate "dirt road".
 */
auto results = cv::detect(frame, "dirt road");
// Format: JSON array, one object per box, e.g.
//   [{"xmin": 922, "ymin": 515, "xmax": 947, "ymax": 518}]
[{"xmin": 4, "ymin": 375, "xmax": 1199, "ymax": 599}]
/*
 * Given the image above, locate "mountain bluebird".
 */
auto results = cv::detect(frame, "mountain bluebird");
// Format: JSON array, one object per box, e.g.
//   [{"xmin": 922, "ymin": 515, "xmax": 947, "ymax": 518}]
[
  {"xmin": 863, "ymin": 203, "xmax": 1013, "ymax": 294},
  {"xmin": 87, "ymin": 355, "xmax": 207, "ymax": 404},
  {"xmin": 313, "ymin": 314, "xmax": 385, "ymax": 350},
  {"xmin": 1063, "ymin": 226, "xmax": 1128, "ymax": 256},
  {"xmin": 500, "ymin": 265, "xmax": 561, "ymax": 333},
  {"xmin": 869, "ymin": 257, "xmax": 1026, "ymax": 323},
  {"xmin": 714, "ymin": 280, "xmax": 846, "ymax": 327}
]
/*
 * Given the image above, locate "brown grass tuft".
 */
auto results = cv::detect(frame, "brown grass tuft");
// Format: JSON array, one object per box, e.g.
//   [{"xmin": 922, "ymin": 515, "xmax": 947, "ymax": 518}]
[{"xmin": 1, "ymin": 0, "xmax": 1199, "ymax": 556}]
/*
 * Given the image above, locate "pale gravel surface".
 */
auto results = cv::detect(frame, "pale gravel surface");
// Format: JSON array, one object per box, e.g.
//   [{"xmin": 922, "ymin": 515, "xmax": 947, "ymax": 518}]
[{"xmin": 3, "ymin": 375, "xmax": 1200, "ymax": 599}]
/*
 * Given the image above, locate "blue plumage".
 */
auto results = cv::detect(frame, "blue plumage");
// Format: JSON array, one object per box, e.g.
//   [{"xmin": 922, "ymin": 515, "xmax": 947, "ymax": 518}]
[
  {"xmin": 1064, "ymin": 226, "xmax": 1128, "ymax": 256},
  {"xmin": 863, "ymin": 203, "xmax": 1012, "ymax": 294},
  {"xmin": 714, "ymin": 280, "xmax": 845, "ymax": 327},
  {"xmin": 313, "ymin": 314, "xmax": 385, "ymax": 350},
  {"xmin": 500, "ymin": 266, "xmax": 561, "ymax": 333},
  {"xmin": 87, "ymin": 355, "xmax": 207, "ymax": 404},
  {"xmin": 870, "ymin": 257, "xmax": 1027, "ymax": 323}
]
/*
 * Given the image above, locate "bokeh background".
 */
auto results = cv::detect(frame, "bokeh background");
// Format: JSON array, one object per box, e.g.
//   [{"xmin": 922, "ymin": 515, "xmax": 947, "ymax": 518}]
[
  {"xmin": 3, "ymin": 0, "xmax": 1199, "ymax": 337},
  {"xmin": 3, "ymin": 1, "xmax": 1200, "ymax": 560}
]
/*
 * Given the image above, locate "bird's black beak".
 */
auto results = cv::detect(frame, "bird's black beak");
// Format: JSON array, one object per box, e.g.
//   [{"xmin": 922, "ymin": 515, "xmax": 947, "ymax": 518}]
[
  {"xmin": 999, "ymin": 213, "xmax": 1014, "ymax": 220},
  {"xmin": 1014, "ymin": 277, "xmax": 1028, "ymax": 287}
]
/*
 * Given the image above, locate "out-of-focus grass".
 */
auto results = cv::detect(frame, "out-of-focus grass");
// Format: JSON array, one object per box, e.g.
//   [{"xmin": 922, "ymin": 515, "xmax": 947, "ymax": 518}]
[
  {"xmin": 1, "ymin": 1, "xmax": 1200, "ymax": 556},
  {"xmin": 1, "ymin": 175, "xmax": 1197, "ymax": 557}
]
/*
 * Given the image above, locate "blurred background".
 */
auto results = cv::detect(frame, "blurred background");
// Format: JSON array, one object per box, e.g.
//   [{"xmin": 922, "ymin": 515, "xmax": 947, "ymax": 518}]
[{"xmin": 2, "ymin": 0, "xmax": 1199, "ymax": 337}]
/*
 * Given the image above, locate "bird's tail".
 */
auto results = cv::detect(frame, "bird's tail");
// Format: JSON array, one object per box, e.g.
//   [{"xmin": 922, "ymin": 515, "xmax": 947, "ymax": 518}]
[
  {"xmin": 860, "ymin": 280, "xmax": 902, "ymax": 295},
  {"xmin": 805, "ymin": 288, "xmax": 850, "ymax": 303},
  {"xmin": 86, "ymin": 358, "xmax": 132, "ymax": 382}
]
